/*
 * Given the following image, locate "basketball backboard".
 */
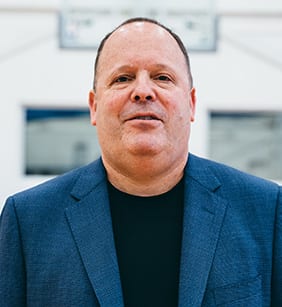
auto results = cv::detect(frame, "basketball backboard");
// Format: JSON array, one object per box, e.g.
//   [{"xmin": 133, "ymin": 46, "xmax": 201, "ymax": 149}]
[{"xmin": 59, "ymin": 0, "xmax": 217, "ymax": 51}]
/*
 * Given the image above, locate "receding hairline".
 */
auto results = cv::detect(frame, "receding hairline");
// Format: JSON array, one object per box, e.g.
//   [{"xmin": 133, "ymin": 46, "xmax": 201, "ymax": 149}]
[{"xmin": 93, "ymin": 17, "xmax": 193, "ymax": 90}]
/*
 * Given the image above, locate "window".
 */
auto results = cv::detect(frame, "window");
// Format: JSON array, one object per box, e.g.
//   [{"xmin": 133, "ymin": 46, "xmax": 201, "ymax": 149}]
[
  {"xmin": 25, "ymin": 108, "xmax": 100, "ymax": 175},
  {"xmin": 209, "ymin": 111, "xmax": 282, "ymax": 181}
]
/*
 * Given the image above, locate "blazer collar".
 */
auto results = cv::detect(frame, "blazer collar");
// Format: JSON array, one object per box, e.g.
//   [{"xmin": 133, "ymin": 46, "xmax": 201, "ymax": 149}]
[
  {"xmin": 65, "ymin": 159, "xmax": 124, "ymax": 306},
  {"xmin": 178, "ymin": 154, "xmax": 228, "ymax": 307},
  {"xmin": 65, "ymin": 155, "xmax": 228, "ymax": 307}
]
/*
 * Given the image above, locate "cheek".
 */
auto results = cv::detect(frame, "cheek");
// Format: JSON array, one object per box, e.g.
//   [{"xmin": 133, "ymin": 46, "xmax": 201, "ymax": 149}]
[
  {"xmin": 167, "ymin": 98, "xmax": 191, "ymax": 125},
  {"xmin": 101, "ymin": 91, "xmax": 126, "ymax": 112},
  {"xmin": 95, "ymin": 101, "xmax": 124, "ymax": 134}
]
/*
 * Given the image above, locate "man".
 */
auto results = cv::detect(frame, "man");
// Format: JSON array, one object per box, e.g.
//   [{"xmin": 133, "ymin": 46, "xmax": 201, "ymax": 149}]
[{"xmin": 0, "ymin": 17, "xmax": 281, "ymax": 307}]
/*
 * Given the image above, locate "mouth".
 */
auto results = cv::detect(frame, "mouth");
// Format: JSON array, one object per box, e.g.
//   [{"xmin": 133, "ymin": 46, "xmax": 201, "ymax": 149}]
[
  {"xmin": 131, "ymin": 115, "xmax": 160, "ymax": 121},
  {"xmin": 125, "ymin": 112, "xmax": 163, "ymax": 122}
]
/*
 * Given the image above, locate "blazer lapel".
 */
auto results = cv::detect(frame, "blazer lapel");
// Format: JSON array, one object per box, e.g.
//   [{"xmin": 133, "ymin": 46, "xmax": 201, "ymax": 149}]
[
  {"xmin": 178, "ymin": 155, "xmax": 228, "ymax": 307},
  {"xmin": 65, "ymin": 160, "xmax": 124, "ymax": 307},
  {"xmin": 63, "ymin": 154, "xmax": 227, "ymax": 307}
]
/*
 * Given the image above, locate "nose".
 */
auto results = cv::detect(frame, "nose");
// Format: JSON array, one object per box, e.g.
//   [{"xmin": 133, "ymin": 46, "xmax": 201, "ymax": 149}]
[{"xmin": 130, "ymin": 74, "xmax": 156, "ymax": 103}]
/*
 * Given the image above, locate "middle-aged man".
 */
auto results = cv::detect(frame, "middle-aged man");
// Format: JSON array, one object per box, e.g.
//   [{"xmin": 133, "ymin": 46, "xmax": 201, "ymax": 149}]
[{"xmin": 0, "ymin": 17, "xmax": 281, "ymax": 307}]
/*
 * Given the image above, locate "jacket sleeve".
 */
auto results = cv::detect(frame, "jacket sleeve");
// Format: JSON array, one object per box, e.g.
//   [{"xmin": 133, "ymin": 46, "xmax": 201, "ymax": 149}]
[
  {"xmin": 271, "ymin": 186, "xmax": 282, "ymax": 306},
  {"xmin": 0, "ymin": 197, "xmax": 26, "ymax": 306}
]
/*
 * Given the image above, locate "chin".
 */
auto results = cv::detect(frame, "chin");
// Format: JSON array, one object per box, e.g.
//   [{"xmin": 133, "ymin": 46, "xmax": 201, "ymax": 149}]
[
  {"xmin": 130, "ymin": 147, "xmax": 162, "ymax": 157},
  {"xmin": 126, "ymin": 141, "xmax": 164, "ymax": 157}
]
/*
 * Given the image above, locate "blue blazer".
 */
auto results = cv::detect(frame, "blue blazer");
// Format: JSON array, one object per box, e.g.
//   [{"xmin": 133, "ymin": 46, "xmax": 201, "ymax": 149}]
[{"xmin": 0, "ymin": 154, "xmax": 281, "ymax": 306}]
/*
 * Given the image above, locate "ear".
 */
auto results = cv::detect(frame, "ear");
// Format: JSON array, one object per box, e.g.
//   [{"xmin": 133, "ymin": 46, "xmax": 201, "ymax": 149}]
[
  {"xmin": 88, "ymin": 90, "xmax": 97, "ymax": 126},
  {"xmin": 189, "ymin": 87, "xmax": 196, "ymax": 122}
]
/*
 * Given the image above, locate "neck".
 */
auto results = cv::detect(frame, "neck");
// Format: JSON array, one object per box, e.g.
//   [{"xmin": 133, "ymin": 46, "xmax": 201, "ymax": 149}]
[{"xmin": 102, "ymin": 153, "xmax": 188, "ymax": 196}]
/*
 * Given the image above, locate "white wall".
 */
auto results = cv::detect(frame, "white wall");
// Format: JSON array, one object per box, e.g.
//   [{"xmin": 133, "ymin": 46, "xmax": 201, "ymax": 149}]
[
  {"xmin": 1, "ymin": 0, "xmax": 282, "ymax": 209},
  {"xmin": 0, "ymin": 10, "xmax": 96, "ymax": 207}
]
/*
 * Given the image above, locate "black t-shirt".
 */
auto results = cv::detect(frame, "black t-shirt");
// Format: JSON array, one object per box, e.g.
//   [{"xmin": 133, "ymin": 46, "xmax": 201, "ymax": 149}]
[{"xmin": 108, "ymin": 179, "xmax": 184, "ymax": 307}]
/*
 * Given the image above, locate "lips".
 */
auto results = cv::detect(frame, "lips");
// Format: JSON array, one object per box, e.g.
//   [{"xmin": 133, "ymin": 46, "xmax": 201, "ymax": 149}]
[
  {"xmin": 125, "ymin": 112, "xmax": 163, "ymax": 122},
  {"xmin": 132, "ymin": 115, "xmax": 159, "ymax": 120}
]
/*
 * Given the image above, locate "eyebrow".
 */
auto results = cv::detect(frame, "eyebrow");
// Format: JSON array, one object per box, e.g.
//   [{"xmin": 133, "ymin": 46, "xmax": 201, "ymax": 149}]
[{"xmin": 110, "ymin": 63, "xmax": 175, "ymax": 74}]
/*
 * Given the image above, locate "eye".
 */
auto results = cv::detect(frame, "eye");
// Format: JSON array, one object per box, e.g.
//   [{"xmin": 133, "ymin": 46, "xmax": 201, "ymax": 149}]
[
  {"xmin": 155, "ymin": 75, "xmax": 172, "ymax": 82},
  {"xmin": 114, "ymin": 75, "xmax": 133, "ymax": 83}
]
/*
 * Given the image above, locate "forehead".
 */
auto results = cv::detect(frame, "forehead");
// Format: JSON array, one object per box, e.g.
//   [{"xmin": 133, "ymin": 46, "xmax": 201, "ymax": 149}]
[{"xmin": 97, "ymin": 22, "xmax": 187, "ymax": 71}]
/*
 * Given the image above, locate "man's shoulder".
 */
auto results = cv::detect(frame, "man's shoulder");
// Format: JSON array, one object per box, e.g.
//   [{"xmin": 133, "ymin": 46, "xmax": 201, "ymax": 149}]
[
  {"xmin": 187, "ymin": 153, "xmax": 280, "ymax": 196},
  {"xmin": 9, "ymin": 158, "xmax": 105, "ymax": 208}
]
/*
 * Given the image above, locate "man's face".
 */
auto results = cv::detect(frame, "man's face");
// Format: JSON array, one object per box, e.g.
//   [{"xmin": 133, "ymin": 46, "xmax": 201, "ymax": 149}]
[{"xmin": 89, "ymin": 21, "xmax": 196, "ymax": 169}]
